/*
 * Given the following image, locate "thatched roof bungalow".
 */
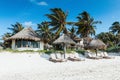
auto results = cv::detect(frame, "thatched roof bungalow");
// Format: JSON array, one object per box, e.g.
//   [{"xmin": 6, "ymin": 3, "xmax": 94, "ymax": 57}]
[{"xmin": 6, "ymin": 27, "xmax": 44, "ymax": 51}]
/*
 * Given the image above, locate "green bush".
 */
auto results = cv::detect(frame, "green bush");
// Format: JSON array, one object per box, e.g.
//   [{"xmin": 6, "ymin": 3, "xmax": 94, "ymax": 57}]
[
  {"xmin": 45, "ymin": 50, "xmax": 54, "ymax": 55},
  {"xmin": 106, "ymin": 46, "xmax": 120, "ymax": 52},
  {"xmin": 76, "ymin": 49, "xmax": 86, "ymax": 55}
]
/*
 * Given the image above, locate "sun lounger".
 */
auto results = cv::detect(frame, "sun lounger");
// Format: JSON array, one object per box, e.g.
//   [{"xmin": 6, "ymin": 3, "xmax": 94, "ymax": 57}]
[
  {"xmin": 102, "ymin": 52, "xmax": 115, "ymax": 59},
  {"xmin": 49, "ymin": 53, "xmax": 67, "ymax": 63},
  {"xmin": 57, "ymin": 53, "xmax": 67, "ymax": 62},
  {"xmin": 68, "ymin": 53, "xmax": 85, "ymax": 61},
  {"xmin": 87, "ymin": 52, "xmax": 103, "ymax": 60}
]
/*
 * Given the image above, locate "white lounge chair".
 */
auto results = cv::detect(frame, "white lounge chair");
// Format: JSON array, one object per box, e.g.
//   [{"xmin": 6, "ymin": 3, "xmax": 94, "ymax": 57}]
[
  {"xmin": 102, "ymin": 52, "xmax": 115, "ymax": 59},
  {"xmin": 86, "ymin": 51, "xmax": 103, "ymax": 60},
  {"xmin": 49, "ymin": 53, "xmax": 67, "ymax": 62},
  {"xmin": 68, "ymin": 52, "xmax": 85, "ymax": 61},
  {"xmin": 57, "ymin": 53, "xmax": 67, "ymax": 62}
]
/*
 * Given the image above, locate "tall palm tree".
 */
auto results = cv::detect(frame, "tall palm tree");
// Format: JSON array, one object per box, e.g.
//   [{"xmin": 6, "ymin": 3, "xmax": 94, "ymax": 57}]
[
  {"xmin": 76, "ymin": 11, "xmax": 101, "ymax": 38},
  {"xmin": 8, "ymin": 22, "xmax": 24, "ymax": 35},
  {"xmin": 109, "ymin": 21, "xmax": 120, "ymax": 35},
  {"xmin": 36, "ymin": 21, "xmax": 53, "ymax": 44},
  {"xmin": 46, "ymin": 8, "xmax": 70, "ymax": 39}
]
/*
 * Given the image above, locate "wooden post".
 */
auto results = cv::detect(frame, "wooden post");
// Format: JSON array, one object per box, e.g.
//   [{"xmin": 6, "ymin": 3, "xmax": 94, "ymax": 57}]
[{"xmin": 63, "ymin": 43, "xmax": 66, "ymax": 59}]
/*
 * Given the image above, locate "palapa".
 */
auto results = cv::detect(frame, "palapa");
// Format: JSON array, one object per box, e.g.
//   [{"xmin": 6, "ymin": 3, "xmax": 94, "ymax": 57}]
[
  {"xmin": 53, "ymin": 34, "xmax": 76, "ymax": 58},
  {"xmin": 53, "ymin": 34, "xmax": 76, "ymax": 44},
  {"xmin": 88, "ymin": 39, "xmax": 106, "ymax": 50},
  {"xmin": 88, "ymin": 39, "xmax": 107, "ymax": 56},
  {"xmin": 6, "ymin": 27, "xmax": 41, "ymax": 41}
]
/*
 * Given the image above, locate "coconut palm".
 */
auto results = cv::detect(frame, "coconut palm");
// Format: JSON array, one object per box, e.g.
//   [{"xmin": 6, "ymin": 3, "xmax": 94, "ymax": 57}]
[
  {"xmin": 2, "ymin": 33, "xmax": 12, "ymax": 48},
  {"xmin": 8, "ymin": 22, "xmax": 24, "ymax": 35},
  {"xmin": 76, "ymin": 11, "xmax": 101, "ymax": 38},
  {"xmin": 2, "ymin": 33, "xmax": 11, "ymax": 40},
  {"xmin": 68, "ymin": 26, "xmax": 76, "ymax": 39},
  {"xmin": 109, "ymin": 21, "xmax": 120, "ymax": 46},
  {"xmin": 46, "ymin": 8, "xmax": 70, "ymax": 39},
  {"xmin": 96, "ymin": 32, "xmax": 117, "ymax": 47},
  {"xmin": 37, "ymin": 21, "xmax": 53, "ymax": 44},
  {"xmin": 109, "ymin": 21, "xmax": 120, "ymax": 35}
]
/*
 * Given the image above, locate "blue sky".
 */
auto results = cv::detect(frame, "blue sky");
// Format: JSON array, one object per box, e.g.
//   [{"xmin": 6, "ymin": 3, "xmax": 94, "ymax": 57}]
[{"xmin": 0, "ymin": 0, "xmax": 120, "ymax": 39}]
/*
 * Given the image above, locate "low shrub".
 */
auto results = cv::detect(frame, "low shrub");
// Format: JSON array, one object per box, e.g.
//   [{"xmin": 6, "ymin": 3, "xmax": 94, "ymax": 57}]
[
  {"xmin": 106, "ymin": 46, "xmax": 120, "ymax": 52},
  {"xmin": 76, "ymin": 49, "xmax": 86, "ymax": 55}
]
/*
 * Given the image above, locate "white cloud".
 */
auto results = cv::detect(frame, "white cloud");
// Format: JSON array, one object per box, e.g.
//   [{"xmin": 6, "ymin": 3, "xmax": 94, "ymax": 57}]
[
  {"xmin": 30, "ymin": 0, "xmax": 48, "ymax": 6},
  {"xmin": 37, "ymin": 1, "xmax": 48, "ymax": 6},
  {"xmin": 23, "ymin": 21, "xmax": 36, "ymax": 27}
]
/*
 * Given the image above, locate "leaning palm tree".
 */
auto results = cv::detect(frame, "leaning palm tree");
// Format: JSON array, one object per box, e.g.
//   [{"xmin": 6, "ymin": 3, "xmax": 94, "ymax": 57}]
[
  {"xmin": 76, "ymin": 11, "xmax": 101, "ymax": 38},
  {"xmin": 46, "ymin": 8, "xmax": 71, "ymax": 40},
  {"xmin": 8, "ymin": 22, "xmax": 24, "ymax": 35},
  {"xmin": 36, "ymin": 21, "xmax": 53, "ymax": 44}
]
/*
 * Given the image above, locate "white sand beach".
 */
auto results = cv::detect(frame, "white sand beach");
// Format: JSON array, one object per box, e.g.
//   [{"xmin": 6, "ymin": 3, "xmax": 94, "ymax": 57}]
[{"xmin": 0, "ymin": 52, "xmax": 120, "ymax": 80}]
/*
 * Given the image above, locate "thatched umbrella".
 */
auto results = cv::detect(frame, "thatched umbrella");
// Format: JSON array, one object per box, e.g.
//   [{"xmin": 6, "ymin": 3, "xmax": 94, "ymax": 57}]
[
  {"xmin": 88, "ymin": 39, "xmax": 107, "ymax": 56},
  {"xmin": 53, "ymin": 34, "xmax": 76, "ymax": 58}
]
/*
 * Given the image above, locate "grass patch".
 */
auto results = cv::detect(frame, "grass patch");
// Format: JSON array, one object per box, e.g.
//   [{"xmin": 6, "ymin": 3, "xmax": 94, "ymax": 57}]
[{"xmin": 0, "ymin": 48, "xmax": 45, "ymax": 54}]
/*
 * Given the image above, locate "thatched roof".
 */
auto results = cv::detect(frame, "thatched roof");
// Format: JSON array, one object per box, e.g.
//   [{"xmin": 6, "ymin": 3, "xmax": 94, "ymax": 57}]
[
  {"xmin": 53, "ymin": 34, "xmax": 76, "ymax": 44},
  {"xmin": 6, "ymin": 27, "xmax": 41, "ymax": 41},
  {"xmin": 73, "ymin": 37, "xmax": 81, "ymax": 42},
  {"xmin": 83, "ymin": 37, "xmax": 93, "ymax": 44},
  {"xmin": 88, "ymin": 39, "xmax": 107, "ymax": 50}
]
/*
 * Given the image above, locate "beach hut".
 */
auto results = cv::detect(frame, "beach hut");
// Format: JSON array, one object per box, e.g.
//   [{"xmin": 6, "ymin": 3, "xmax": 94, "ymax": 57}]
[
  {"xmin": 6, "ymin": 27, "xmax": 44, "ymax": 51},
  {"xmin": 88, "ymin": 39, "xmax": 107, "ymax": 56},
  {"xmin": 53, "ymin": 34, "xmax": 76, "ymax": 58}
]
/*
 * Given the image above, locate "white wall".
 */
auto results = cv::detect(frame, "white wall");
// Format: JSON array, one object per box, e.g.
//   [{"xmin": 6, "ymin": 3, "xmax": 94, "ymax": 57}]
[
  {"xmin": 12, "ymin": 40, "xmax": 15, "ymax": 49},
  {"xmin": 39, "ymin": 41, "xmax": 44, "ymax": 50}
]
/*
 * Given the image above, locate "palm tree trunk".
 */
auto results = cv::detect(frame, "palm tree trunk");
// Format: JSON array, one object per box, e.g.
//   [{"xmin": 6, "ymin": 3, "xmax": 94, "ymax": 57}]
[{"xmin": 53, "ymin": 27, "xmax": 63, "ymax": 40}]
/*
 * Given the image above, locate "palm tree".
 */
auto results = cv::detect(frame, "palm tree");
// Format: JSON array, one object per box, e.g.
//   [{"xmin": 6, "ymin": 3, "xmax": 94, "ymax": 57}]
[
  {"xmin": 109, "ymin": 21, "xmax": 120, "ymax": 35},
  {"xmin": 2, "ymin": 33, "xmax": 12, "ymax": 48},
  {"xmin": 8, "ymin": 22, "xmax": 24, "ymax": 35},
  {"xmin": 68, "ymin": 26, "xmax": 76, "ymax": 39},
  {"xmin": 36, "ymin": 21, "xmax": 53, "ymax": 44},
  {"xmin": 2, "ymin": 33, "xmax": 11, "ymax": 40},
  {"xmin": 76, "ymin": 11, "xmax": 101, "ymax": 38},
  {"xmin": 109, "ymin": 21, "xmax": 120, "ymax": 46},
  {"xmin": 46, "ymin": 8, "xmax": 70, "ymax": 39},
  {"xmin": 96, "ymin": 32, "xmax": 117, "ymax": 47}
]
